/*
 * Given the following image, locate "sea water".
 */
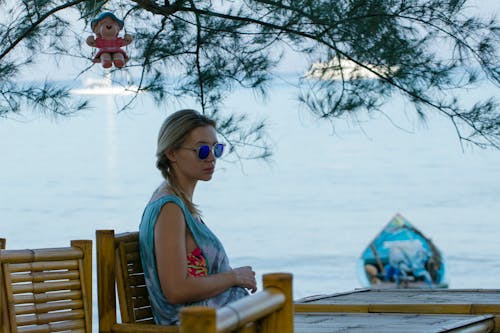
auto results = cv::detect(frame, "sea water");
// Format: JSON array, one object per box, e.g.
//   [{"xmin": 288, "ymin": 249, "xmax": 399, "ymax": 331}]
[{"xmin": 1, "ymin": 82, "xmax": 499, "ymax": 327}]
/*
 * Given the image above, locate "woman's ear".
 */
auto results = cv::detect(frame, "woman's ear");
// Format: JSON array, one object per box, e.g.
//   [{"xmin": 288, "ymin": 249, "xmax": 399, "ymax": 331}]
[{"xmin": 165, "ymin": 149, "xmax": 177, "ymax": 162}]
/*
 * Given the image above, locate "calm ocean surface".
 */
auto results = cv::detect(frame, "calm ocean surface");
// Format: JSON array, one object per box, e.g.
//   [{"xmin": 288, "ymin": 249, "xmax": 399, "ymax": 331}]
[{"xmin": 1, "ymin": 81, "xmax": 499, "ymax": 311}]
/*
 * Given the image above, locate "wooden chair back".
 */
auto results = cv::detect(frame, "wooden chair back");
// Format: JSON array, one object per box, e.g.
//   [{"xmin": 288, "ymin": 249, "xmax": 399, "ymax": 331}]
[
  {"xmin": 0, "ymin": 240, "xmax": 92, "ymax": 333},
  {"xmin": 0, "ymin": 238, "xmax": 5, "ymax": 250},
  {"xmin": 96, "ymin": 229, "xmax": 178, "ymax": 333},
  {"xmin": 114, "ymin": 231, "xmax": 154, "ymax": 324}
]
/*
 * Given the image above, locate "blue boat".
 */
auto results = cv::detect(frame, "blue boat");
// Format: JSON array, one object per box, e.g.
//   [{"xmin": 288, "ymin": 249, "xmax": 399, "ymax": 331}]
[{"xmin": 357, "ymin": 214, "xmax": 449, "ymax": 289}]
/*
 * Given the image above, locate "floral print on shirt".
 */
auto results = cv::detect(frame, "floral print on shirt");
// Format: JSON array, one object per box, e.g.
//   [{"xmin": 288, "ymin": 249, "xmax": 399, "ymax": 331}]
[{"xmin": 187, "ymin": 247, "xmax": 208, "ymax": 277}]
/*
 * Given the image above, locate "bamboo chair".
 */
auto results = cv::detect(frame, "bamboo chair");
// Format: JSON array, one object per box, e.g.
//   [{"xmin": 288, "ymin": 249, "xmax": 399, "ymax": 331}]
[
  {"xmin": 96, "ymin": 229, "xmax": 178, "ymax": 333},
  {"xmin": 0, "ymin": 239, "xmax": 92, "ymax": 333},
  {"xmin": 97, "ymin": 230, "xmax": 294, "ymax": 333}
]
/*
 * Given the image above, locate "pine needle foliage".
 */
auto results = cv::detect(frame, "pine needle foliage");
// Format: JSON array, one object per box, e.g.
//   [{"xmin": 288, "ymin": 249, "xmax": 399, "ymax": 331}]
[{"xmin": 1, "ymin": 0, "xmax": 499, "ymax": 154}]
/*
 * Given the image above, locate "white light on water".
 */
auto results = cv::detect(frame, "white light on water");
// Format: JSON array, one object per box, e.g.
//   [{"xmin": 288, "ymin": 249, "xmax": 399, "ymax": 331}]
[{"xmin": 70, "ymin": 72, "xmax": 140, "ymax": 96}]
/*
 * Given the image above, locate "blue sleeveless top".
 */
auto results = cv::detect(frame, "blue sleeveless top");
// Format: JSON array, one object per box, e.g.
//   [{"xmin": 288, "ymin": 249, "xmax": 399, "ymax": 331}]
[{"xmin": 139, "ymin": 194, "xmax": 248, "ymax": 325}]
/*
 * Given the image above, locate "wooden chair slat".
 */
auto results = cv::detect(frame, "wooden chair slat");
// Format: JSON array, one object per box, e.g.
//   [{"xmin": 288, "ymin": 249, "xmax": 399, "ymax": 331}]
[
  {"xmin": 15, "ymin": 300, "xmax": 83, "ymax": 315},
  {"xmin": 6, "ymin": 259, "xmax": 79, "ymax": 272},
  {"xmin": 130, "ymin": 285, "xmax": 149, "ymax": 298},
  {"xmin": 133, "ymin": 307, "xmax": 154, "ymax": 321},
  {"xmin": 133, "ymin": 309, "xmax": 153, "ymax": 321},
  {"xmin": 132, "ymin": 296, "xmax": 151, "ymax": 308},
  {"xmin": 14, "ymin": 290, "xmax": 82, "ymax": 304},
  {"xmin": 127, "ymin": 273, "xmax": 146, "ymax": 286},
  {"xmin": 11, "ymin": 280, "xmax": 81, "ymax": 294},
  {"xmin": 0, "ymin": 248, "xmax": 82, "ymax": 262},
  {"xmin": 15, "ymin": 309, "xmax": 84, "ymax": 326},
  {"xmin": 125, "ymin": 264, "xmax": 144, "ymax": 275},
  {"xmin": 123, "ymin": 253, "xmax": 143, "ymax": 270},
  {"xmin": 16, "ymin": 319, "xmax": 85, "ymax": 333},
  {"xmin": 134, "ymin": 318, "xmax": 155, "ymax": 324},
  {"xmin": 9, "ymin": 270, "xmax": 80, "ymax": 283},
  {"xmin": 16, "ymin": 326, "xmax": 50, "ymax": 333}
]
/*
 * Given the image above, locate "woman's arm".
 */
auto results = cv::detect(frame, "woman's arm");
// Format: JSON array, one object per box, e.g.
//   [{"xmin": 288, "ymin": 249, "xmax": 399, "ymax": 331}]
[{"xmin": 154, "ymin": 203, "xmax": 256, "ymax": 304}]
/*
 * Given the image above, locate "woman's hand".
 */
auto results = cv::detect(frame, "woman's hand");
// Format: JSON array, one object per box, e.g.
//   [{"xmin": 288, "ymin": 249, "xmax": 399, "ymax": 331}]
[{"xmin": 232, "ymin": 266, "xmax": 257, "ymax": 293}]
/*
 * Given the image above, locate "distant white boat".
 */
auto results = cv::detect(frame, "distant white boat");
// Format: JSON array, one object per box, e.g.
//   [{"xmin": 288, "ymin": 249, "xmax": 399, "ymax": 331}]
[
  {"xmin": 71, "ymin": 73, "xmax": 139, "ymax": 96},
  {"xmin": 305, "ymin": 58, "xmax": 398, "ymax": 80}
]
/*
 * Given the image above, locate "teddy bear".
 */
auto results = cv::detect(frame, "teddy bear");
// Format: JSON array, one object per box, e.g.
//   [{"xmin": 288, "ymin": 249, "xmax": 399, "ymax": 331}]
[{"xmin": 87, "ymin": 12, "xmax": 133, "ymax": 68}]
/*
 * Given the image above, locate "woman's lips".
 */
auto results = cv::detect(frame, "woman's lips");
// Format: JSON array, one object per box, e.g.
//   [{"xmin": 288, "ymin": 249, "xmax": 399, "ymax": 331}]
[{"xmin": 203, "ymin": 167, "xmax": 215, "ymax": 173}]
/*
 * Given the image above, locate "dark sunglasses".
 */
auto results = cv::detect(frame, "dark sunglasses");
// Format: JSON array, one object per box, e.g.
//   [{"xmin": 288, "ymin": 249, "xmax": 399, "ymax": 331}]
[{"xmin": 181, "ymin": 143, "xmax": 225, "ymax": 160}]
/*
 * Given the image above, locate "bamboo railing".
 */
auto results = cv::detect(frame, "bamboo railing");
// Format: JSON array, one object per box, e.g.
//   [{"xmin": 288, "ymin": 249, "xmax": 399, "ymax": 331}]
[{"xmin": 179, "ymin": 273, "xmax": 294, "ymax": 333}]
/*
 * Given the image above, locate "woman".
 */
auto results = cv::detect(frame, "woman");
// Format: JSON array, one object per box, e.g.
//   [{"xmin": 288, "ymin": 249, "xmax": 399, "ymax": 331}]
[{"xmin": 139, "ymin": 109, "xmax": 257, "ymax": 325}]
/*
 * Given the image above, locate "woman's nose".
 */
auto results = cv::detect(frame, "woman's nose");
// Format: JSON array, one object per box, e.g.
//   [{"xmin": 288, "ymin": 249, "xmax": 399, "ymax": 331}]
[{"xmin": 205, "ymin": 150, "xmax": 216, "ymax": 161}]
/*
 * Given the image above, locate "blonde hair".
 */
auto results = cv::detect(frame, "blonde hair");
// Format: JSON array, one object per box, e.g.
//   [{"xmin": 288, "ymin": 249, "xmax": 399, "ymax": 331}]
[{"xmin": 156, "ymin": 109, "xmax": 216, "ymax": 215}]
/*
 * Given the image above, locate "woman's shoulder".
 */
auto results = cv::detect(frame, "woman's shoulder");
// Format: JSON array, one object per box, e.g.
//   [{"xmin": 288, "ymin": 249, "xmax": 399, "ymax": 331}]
[
  {"xmin": 140, "ymin": 193, "xmax": 185, "ymax": 240},
  {"xmin": 149, "ymin": 193, "xmax": 183, "ymax": 207},
  {"xmin": 148, "ymin": 182, "xmax": 185, "ymax": 207},
  {"xmin": 146, "ymin": 192, "xmax": 192, "ymax": 222}
]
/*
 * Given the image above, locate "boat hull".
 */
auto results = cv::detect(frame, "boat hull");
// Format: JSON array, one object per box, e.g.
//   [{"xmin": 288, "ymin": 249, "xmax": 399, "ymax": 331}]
[{"xmin": 357, "ymin": 214, "xmax": 448, "ymax": 289}]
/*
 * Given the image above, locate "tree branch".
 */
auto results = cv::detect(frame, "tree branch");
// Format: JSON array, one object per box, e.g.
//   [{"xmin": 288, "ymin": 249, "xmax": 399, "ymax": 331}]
[
  {"xmin": 0, "ymin": 0, "xmax": 86, "ymax": 61},
  {"xmin": 127, "ymin": 1, "xmax": 498, "ymax": 146},
  {"xmin": 188, "ymin": 0, "xmax": 206, "ymax": 112}
]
